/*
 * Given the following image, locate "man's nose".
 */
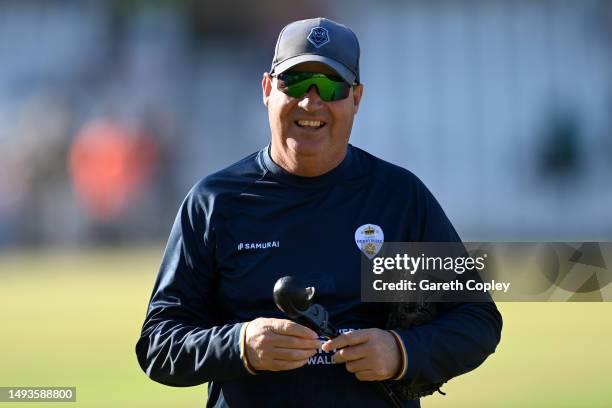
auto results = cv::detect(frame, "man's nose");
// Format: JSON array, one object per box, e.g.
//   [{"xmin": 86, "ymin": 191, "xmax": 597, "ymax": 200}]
[{"xmin": 297, "ymin": 85, "xmax": 323, "ymax": 111}]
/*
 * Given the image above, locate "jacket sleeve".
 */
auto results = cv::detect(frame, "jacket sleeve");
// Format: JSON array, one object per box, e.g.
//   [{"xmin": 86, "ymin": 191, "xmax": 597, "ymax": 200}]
[
  {"xmin": 392, "ymin": 180, "xmax": 503, "ymax": 385},
  {"xmin": 135, "ymin": 184, "xmax": 252, "ymax": 386},
  {"xmin": 392, "ymin": 301, "xmax": 502, "ymax": 386}
]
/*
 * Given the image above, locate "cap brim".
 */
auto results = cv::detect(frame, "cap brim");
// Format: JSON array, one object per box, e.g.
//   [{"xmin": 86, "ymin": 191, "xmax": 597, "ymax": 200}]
[{"xmin": 272, "ymin": 55, "xmax": 357, "ymax": 84}]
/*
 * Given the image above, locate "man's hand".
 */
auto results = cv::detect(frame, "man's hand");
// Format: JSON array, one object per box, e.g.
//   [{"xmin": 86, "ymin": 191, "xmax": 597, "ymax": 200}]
[
  {"xmin": 321, "ymin": 329, "xmax": 401, "ymax": 381},
  {"xmin": 245, "ymin": 318, "xmax": 321, "ymax": 372}
]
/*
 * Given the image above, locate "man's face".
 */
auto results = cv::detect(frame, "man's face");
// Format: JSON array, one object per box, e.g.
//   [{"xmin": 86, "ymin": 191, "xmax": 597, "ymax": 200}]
[{"xmin": 262, "ymin": 62, "xmax": 364, "ymax": 175}]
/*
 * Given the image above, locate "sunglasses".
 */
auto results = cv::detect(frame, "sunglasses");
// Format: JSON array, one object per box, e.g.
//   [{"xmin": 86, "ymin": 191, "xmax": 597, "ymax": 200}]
[{"xmin": 274, "ymin": 72, "xmax": 353, "ymax": 102}]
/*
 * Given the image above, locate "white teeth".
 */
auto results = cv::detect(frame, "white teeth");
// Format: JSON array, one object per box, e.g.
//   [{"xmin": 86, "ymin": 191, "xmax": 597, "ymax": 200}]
[{"xmin": 297, "ymin": 120, "xmax": 324, "ymax": 128}]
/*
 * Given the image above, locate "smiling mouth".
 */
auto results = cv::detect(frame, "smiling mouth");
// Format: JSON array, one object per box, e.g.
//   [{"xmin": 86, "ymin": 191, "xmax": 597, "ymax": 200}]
[{"xmin": 295, "ymin": 119, "xmax": 326, "ymax": 129}]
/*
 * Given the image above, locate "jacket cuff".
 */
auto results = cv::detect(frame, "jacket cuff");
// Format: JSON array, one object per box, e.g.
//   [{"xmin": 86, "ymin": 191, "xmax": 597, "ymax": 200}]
[
  {"xmin": 239, "ymin": 322, "xmax": 257, "ymax": 375},
  {"xmin": 388, "ymin": 330, "xmax": 408, "ymax": 380}
]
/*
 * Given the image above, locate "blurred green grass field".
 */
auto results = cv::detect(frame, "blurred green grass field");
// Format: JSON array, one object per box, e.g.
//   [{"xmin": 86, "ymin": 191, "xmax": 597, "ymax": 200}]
[{"xmin": 1, "ymin": 248, "xmax": 611, "ymax": 407}]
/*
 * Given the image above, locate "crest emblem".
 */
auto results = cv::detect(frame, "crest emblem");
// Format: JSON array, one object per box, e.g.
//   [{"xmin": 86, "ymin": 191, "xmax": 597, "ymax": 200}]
[
  {"xmin": 354, "ymin": 224, "xmax": 384, "ymax": 259},
  {"xmin": 307, "ymin": 27, "xmax": 330, "ymax": 48}
]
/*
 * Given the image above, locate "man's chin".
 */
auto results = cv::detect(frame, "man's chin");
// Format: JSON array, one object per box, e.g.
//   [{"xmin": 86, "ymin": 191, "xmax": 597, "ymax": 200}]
[{"xmin": 287, "ymin": 137, "xmax": 327, "ymax": 156}]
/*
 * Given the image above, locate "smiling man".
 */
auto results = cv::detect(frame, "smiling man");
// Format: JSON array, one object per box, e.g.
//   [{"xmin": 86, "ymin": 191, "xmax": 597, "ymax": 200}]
[
  {"xmin": 264, "ymin": 59, "xmax": 363, "ymax": 177},
  {"xmin": 136, "ymin": 18, "xmax": 502, "ymax": 407}
]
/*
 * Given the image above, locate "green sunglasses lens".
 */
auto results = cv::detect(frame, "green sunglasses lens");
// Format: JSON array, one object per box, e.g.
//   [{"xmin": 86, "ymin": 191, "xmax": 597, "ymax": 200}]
[{"xmin": 277, "ymin": 72, "xmax": 351, "ymax": 102}]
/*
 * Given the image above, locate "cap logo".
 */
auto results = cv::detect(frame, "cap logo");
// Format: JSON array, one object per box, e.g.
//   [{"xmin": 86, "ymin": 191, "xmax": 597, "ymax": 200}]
[{"xmin": 307, "ymin": 27, "xmax": 330, "ymax": 48}]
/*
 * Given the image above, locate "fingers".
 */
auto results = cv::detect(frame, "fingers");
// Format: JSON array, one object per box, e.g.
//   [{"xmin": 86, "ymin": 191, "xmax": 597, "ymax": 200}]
[
  {"xmin": 244, "ymin": 318, "xmax": 320, "ymax": 372},
  {"xmin": 334, "ymin": 343, "xmax": 368, "ymax": 363},
  {"xmin": 323, "ymin": 329, "xmax": 402, "ymax": 382},
  {"xmin": 347, "ymin": 361, "xmax": 389, "ymax": 381},
  {"xmin": 344, "ymin": 357, "xmax": 369, "ymax": 373},
  {"xmin": 322, "ymin": 329, "xmax": 369, "ymax": 352},
  {"xmin": 264, "ymin": 347, "xmax": 317, "ymax": 361},
  {"xmin": 272, "ymin": 333, "xmax": 321, "ymax": 350},
  {"xmin": 269, "ymin": 319, "xmax": 318, "ymax": 339}
]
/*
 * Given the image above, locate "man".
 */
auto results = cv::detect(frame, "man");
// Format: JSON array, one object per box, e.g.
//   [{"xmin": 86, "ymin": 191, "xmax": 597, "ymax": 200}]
[{"xmin": 136, "ymin": 17, "xmax": 502, "ymax": 407}]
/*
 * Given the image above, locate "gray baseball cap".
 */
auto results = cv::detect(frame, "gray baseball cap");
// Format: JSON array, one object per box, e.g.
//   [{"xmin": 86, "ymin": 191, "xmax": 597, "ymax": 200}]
[{"xmin": 270, "ymin": 17, "xmax": 360, "ymax": 84}]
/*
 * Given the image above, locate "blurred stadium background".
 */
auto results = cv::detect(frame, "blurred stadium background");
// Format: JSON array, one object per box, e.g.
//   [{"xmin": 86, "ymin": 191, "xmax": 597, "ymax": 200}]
[{"xmin": 1, "ymin": 0, "xmax": 611, "ymax": 407}]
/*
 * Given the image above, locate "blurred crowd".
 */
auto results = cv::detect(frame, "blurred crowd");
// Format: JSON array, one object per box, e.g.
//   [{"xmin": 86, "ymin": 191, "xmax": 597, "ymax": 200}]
[
  {"xmin": 0, "ymin": 0, "xmax": 325, "ymax": 246},
  {"xmin": 1, "ymin": 0, "xmax": 611, "ymax": 248}
]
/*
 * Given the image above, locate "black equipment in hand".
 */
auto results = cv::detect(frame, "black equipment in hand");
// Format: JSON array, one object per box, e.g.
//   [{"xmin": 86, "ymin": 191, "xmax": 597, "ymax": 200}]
[{"xmin": 273, "ymin": 276, "xmax": 402, "ymax": 408}]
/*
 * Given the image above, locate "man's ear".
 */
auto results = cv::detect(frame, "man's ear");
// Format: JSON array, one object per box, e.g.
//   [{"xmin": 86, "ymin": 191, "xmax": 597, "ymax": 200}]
[
  {"xmin": 262, "ymin": 73, "xmax": 273, "ymax": 107},
  {"xmin": 352, "ymin": 84, "xmax": 364, "ymax": 114}
]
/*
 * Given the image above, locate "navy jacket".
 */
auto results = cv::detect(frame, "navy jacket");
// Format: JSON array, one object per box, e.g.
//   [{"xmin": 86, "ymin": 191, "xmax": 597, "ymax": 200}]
[{"xmin": 136, "ymin": 144, "xmax": 502, "ymax": 407}]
